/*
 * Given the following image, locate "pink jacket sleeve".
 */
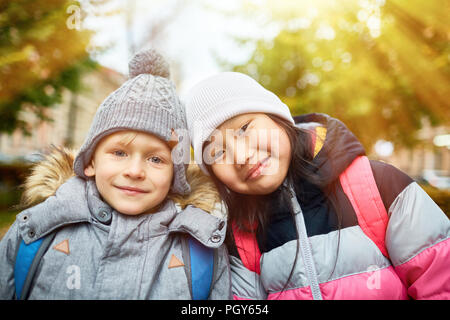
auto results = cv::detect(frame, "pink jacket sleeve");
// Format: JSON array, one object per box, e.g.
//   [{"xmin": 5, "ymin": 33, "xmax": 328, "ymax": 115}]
[{"xmin": 385, "ymin": 182, "xmax": 450, "ymax": 299}]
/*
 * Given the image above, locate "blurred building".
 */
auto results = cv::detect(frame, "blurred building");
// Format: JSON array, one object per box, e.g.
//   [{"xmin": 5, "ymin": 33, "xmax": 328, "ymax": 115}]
[
  {"xmin": 0, "ymin": 67, "xmax": 126, "ymax": 158},
  {"xmin": 371, "ymin": 123, "xmax": 450, "ymax": 186},
  {"xmin": 388, "ymin": 126, "xmax": 449, "ymax": 176}
]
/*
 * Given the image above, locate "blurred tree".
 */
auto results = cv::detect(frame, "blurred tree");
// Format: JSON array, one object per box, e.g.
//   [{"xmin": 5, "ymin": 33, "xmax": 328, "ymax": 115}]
[
  {"xmin": 0, "ymin": 0, "xmax": 113, "ymax": 136},
  {"xmin": 227, "ymin": 0, "xmax": 450, "ymax": 150},
  {"xmin": 126, "ymin": 0, "xmax": 185, "ymax": 57}
]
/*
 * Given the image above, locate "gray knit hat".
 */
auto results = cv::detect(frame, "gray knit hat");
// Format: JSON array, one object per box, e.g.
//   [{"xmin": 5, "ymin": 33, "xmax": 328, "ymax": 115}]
[{"xmin": 73, "ymin": 48, "xmax": 191, "ymax": 195}]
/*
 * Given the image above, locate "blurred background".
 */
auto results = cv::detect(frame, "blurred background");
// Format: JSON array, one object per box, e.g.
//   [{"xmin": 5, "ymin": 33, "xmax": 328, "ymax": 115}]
[{"xmin": 0, "ymin": 0, "xmax": 449, "ymax": 237}]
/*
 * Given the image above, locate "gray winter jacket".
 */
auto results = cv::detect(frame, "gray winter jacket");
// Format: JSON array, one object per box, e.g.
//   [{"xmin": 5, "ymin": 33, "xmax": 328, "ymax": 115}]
[{"xmin": 0, "ymin": 149, "xmax": 231, "ymax": 300}]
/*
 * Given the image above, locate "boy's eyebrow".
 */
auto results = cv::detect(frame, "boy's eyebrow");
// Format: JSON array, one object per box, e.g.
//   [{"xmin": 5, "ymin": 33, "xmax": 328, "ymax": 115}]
[
  {"xmin": 115, "ymin": 140, "xmax": 131, "ymax": 147},
  {"xmin": 147, "ymin": 145, "xmax": 172, "ymax": 154},
  {"xmin": 110, "ymin": 140, "xmax": 171, "ymax": 154},
  {"xmin": 114, "ymin": 134, "xmax": 137, "ymax": 147}
]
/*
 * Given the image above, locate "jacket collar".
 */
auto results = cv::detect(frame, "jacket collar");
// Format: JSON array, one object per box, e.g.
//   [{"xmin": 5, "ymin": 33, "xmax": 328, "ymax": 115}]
[
  {"xmin": 17, "ymin": 177, "xmax": 226, "ymax": 247},
  {"xmin": 168, "ymin": 205, "xmax": 226, "ymax": 248},
  {"xmin": 17, "ymin": 177, "xmax": 92, "ymax": 244},
  {"xmin": 293, "ymin": 113, "xmax": 365, "ymax": 187}
]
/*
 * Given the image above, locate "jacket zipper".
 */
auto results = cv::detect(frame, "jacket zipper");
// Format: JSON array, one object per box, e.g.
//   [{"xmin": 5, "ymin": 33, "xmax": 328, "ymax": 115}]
[{"xmin": 288, "ymin": 185, "xmax": 323, "ymax": 300}]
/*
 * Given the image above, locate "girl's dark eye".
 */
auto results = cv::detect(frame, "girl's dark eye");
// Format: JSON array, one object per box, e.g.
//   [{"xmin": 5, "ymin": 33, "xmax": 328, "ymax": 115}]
[
  {"xmin": 213, "ymin": 149, "xmax": 225, "ymax": 160},
  {"xmin": 238, "ymin": 122, "xmax": 250, "ymax": 135}
]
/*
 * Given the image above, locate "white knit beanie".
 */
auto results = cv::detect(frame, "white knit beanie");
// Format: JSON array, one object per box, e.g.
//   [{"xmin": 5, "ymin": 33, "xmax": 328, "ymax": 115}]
[{"xmin": 185, "ymin": 72, "xmax": 294, "ymax": 175}]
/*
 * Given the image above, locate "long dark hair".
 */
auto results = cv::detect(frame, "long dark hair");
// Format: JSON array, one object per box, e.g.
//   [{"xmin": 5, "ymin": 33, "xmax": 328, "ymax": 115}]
[
  {"xmin": 204, "ymin": 115, "xmax": 320, "ymax": 227},
  {"xmin": 204, "ymin": 114, "xmax": 341, "ymax": 294}
]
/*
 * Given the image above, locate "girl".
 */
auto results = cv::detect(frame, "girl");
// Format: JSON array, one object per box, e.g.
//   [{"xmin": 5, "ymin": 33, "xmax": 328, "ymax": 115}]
[{"xmin": 184, "ymin": 71, "xmax": 450, "ymax": 300}]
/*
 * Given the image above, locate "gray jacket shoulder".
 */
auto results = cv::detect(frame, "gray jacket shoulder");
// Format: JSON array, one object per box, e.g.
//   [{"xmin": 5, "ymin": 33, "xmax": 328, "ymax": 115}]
[{"xmin": 0, "ymin": 218, "xmax": 21, "ymax": 299}]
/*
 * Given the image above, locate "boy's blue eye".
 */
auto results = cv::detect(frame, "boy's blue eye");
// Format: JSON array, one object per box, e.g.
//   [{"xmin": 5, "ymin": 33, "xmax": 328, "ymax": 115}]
[
  {"xmin": 114, "ymin": 150, "xmax": 126, "ymax": 157},
  {"xmin": 150, "ymin": 156, "xmax": 162, "ymax": 164}
]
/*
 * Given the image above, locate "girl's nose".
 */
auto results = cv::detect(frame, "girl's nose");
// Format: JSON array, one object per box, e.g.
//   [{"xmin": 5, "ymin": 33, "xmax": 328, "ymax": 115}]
[{"xmin": 234, "ymin": 136, "xmax": 255, "ymax": 168}]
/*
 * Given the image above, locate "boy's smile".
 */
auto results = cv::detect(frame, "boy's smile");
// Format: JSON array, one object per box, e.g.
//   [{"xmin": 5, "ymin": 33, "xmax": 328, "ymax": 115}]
[
  {"xmin": 115, "ymin": 185, "xmax": 150, "ymax": 195},
  {"xmin": 84, "ymin": 130, "xmax": 174, "ymax": 215}
]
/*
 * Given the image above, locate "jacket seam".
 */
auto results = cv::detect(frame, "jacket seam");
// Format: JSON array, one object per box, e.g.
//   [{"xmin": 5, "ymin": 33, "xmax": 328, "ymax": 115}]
[
  {"xmin": 386, "ymin": 181, "xmax": 416, "ymax": 218},
  {"xmin": 393, "ymin": 235, "xmax": 450, "ymax": 267},
  {"xmin": 21, "ymin": 219, "xmax": 89, "ymax": 244},
  {"xmin": 207, "ymin": 248, "xmax": 219, "ymax": 299},
  {"xmin": 320, "ymin": 263, "xmax": 391, "ymax": 284},
  {"xmin": 181, "ymin": 235, "xmax": 193, "ymax": 299},
  {"xmin": 266, "ymin": 264, "xmax": 392, "ymax": 294}
]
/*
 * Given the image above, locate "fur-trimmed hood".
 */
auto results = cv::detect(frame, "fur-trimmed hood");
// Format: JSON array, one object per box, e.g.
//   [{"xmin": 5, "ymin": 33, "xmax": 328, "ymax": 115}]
[
  {"xmin": 3, "ymin": 147, "xmax": 231, "ymax": 300},
  {"xmin": 20, "ymin": 146, "xmax": 224, "ymax": 217}
]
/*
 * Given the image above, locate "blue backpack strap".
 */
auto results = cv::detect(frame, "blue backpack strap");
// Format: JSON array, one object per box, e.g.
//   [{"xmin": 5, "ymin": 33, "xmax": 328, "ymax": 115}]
[
  {"xmin": 188, "ymin": 237, "xmax": 214, "ymax": 300},
  {"xmin": 14, "ymin": 233, "xmax": 55, "ymax": 300}
]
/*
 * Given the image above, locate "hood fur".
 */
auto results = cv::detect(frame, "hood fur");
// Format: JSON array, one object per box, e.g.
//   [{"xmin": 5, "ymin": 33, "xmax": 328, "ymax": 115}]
[{"xmin": 20, "ymin": 146, "xmax": 222, "ymax": 215}]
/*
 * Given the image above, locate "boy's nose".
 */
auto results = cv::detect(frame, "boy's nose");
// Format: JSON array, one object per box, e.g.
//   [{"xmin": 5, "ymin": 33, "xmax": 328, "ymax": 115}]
[{"xmin": 124, "ymin": 158, "xmax": 146, "ymax": 179}]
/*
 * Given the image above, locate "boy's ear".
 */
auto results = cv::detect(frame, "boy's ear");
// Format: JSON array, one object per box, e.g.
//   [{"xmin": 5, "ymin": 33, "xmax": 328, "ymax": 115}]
[{"xmin": 84, "ymin": 161, "xmax": 95, "ymax": 177}]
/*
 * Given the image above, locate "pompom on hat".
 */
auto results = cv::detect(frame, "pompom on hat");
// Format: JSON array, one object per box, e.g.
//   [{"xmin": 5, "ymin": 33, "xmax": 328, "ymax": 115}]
[
  {"xmin": 128, "ymin": 49, "xmax": 171, "ymax": 79},
  {"xmin": 184, "ymin": 72, "xmax": 294, "ymax": 175},
  {"xmin": 73, "ymin": 48, "xmax": 191, "ymax": 195}
]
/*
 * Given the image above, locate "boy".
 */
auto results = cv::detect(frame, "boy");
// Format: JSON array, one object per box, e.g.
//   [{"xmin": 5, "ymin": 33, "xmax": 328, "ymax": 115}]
[{"xmin": 0, "ymin": 49, "xmax": 231, "ymax": 299}]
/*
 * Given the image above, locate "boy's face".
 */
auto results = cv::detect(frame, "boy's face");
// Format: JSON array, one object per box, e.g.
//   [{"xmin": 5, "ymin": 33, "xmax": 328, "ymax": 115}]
[{"xmin": 84, "ymin": 130, "xmax": 174, "ymax": 215}]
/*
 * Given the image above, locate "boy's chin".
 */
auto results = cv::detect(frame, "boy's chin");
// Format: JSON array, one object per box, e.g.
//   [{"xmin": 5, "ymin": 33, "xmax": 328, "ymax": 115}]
[{"xmin": 113, "ymin": 203, "xmax": 161, "ymax": 216}]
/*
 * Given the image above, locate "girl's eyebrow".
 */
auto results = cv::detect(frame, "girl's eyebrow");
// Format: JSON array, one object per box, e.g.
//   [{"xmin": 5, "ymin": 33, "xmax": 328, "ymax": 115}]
[
  {"xmin": 204, "ymin": 138, "xmax": 222, "ymax": 152},
  {"xmin": 228, "ymin": 115, "xmax": 254, "ymax": 131},
  {"xmin": 205, "ymin": 116, "xmax": 254, "ymax": 149},
  {"xmin": 236, "ymin": 118, "xmax": 252, "ymax": 130},
  {"xmin": 225, "ymin": 117, "xmax": 246, "ymax": 129}
]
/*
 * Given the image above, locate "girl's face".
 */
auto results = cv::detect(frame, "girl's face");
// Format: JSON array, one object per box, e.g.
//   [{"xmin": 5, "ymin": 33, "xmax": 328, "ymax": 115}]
[
  {"xmin": 205, "ymin": 113, "xmax": 292, "ymax": 195},
  {"xmin": 84, "ymin": 130, "xmax": 174, "ymax": 215}
]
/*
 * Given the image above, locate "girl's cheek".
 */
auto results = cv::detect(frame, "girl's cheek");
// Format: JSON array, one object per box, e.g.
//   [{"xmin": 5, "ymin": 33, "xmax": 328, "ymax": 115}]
[
  {"xmin": 256, "ymin": 129, "xmax": 271, "ymax": 152},
  {"xmin": 212, "ymin": 165, "xmax": 234, "ymax": 184}
]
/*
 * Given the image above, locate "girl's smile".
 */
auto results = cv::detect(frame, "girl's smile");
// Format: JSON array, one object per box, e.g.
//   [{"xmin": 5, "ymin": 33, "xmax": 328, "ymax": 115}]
[{"xmin": 245, "ymin": 156, "xmax": 271, "ymax": 181}]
